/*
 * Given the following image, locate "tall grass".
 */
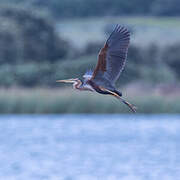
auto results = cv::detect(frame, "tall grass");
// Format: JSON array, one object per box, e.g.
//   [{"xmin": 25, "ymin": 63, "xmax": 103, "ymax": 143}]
[{"xmin": 0, "ymin": 88, "xmax": 180, "ymax": 114}]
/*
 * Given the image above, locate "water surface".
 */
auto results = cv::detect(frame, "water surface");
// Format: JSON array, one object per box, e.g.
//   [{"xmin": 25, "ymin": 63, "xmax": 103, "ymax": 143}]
[{"xmin": 0, "ymin": 114, "xmax": 180, "ymax": 180}]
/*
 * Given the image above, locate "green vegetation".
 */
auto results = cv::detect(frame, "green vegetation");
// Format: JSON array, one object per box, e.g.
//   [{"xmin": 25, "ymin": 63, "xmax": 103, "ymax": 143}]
[
  {"xmin": 0, "ymin": 6, "xmax": 69, "ymax": 64},
  {"xmin": 1, "ymin": 0, "xmax": 180, "ymax": 18},
  {"xmin": 0, "ymin": 88, "xmax": 179, "ymax": 114},
  {"xmin": 151, "ymin": 0, "xmax": 180, "ymax": 16},
  {"xmin": 163, "ymin": 43, "xmax": 180, "ymax": 77},
  {"xmin": 0, "ymin": 3, "xmax": 180, "ymax": 114},
  {"xmin": 0, "ymin": 6, "xmax": 179, "ymax": 88},
  {"xmin": 0, "ymin": 51, "xmax": 177, "ymax": 87}
]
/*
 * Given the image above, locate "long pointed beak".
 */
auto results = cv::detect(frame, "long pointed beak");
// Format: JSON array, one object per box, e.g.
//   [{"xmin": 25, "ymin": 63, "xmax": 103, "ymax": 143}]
[{"xmin": 56, "ymin": 79, "xmax": 76, "ymax": 83}]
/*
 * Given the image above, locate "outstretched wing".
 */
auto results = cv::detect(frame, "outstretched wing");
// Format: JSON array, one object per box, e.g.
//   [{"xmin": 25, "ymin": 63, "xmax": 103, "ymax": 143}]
[{"xmin": 91, "ymin": 25, "xmax": 130, "ymax": 89}]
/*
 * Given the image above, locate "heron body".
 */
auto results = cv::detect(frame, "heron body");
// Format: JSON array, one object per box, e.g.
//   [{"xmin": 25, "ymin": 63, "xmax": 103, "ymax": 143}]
[{"xmin": 57, "ymin": 25, "xmax": 137, "ymax": 112}]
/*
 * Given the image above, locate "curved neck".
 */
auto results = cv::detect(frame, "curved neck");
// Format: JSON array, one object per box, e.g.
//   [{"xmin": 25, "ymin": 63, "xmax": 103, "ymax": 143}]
[
  {"xmin": 74, "ymin": 79, "xmax": 94, "ymax": 91},
  {"xmin": 73, "ymin": 80, "xmax": 82, "ymax": 90}
]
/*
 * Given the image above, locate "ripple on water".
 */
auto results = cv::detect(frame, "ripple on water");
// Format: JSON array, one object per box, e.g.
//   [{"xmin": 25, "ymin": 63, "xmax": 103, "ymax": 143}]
[{"xmin": 0, "ymin": 114, "xmax": 180, "ymax": 180}]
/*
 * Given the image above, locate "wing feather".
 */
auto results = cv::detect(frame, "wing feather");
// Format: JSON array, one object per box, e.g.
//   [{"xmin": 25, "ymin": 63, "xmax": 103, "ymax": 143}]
[{"xmin": 91, "ymin": 25, "xmax": 130, "ymax": 89}]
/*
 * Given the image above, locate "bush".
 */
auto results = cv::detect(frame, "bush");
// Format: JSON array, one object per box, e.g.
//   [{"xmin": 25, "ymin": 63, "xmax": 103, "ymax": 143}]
[
  {"xmin": 0, "ymin": 6, "xmax": 69, "ymax": 64},
  {"xmin": 54, "ymin": 55, "xmax": 97, "ymax": 82},
  {"xmin": 151, "ymin": 0, "xmax": 180, "ymax": 16},
  {"xmin": 0, "ymin": 65, "xmax": 14, "ymax": 87},
  {"xmin": 0, "ymin": 41, "xmax": 178, "ymax": 87},
  {"xmin": 162, "ymin": 43, "xmax": 180, "ymax": 78},
  {"xmin": 139, "ymin": 65, "xmax": 176, "ymax": 84}
]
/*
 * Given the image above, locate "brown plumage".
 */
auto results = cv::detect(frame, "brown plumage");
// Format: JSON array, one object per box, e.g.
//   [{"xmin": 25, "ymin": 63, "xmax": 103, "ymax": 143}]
[
  {"xmin": 91, "ymin": 25, "xmax": 130, "ymax": 88},
  {"xmin": 92, "ymin": 43, "xmax": 108, "ymax": 78}
]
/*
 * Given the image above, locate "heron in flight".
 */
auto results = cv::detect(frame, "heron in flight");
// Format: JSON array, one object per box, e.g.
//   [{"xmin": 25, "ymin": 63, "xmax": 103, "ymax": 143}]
[{"xmin": 57, "ymin": 25, "xmax": 137, "ymax": 112}]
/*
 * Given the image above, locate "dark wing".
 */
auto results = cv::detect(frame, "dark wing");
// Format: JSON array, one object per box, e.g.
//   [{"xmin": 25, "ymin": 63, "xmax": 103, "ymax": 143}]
[
  {"xmin": 91, "ymin": 25, "xmax": 130, "ymax": 90},
  {"xmin": 104, "ymin": 25, "xmax": 130, "ymax": 84}
]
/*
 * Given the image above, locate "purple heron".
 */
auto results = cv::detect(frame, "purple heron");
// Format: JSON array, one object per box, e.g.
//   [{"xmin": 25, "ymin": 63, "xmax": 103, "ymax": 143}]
[{"xmin": 57, "ymin": 25, "xmax": 137, "ymax": 112}]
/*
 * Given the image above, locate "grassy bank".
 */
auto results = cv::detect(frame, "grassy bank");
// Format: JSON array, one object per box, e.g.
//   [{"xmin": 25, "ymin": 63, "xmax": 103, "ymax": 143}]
[{"xmin": 0, "ymin": 88, "xmax": 180, "ymax": 114}]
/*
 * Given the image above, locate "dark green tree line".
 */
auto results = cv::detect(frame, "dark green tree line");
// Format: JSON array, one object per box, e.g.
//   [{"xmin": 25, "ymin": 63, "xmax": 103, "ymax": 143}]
[
  {"xmin": 1, "ymin": 0, "xmax": 180, "ymax": 18},
  {"xmin": 0, "ymin": 6, "xmax": 69, "ymax": 65}
]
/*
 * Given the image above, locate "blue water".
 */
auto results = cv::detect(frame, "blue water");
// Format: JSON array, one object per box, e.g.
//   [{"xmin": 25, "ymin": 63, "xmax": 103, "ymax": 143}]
[{"xmin": 0, "ymin": 114, "xmax": 180, "ymax": 180}]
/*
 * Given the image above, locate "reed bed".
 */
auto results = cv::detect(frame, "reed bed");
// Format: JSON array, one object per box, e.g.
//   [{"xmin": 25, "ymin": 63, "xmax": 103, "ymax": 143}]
[{"xmin": 0, "ymin": 88, "xmax": 180, "ymax": 114}]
